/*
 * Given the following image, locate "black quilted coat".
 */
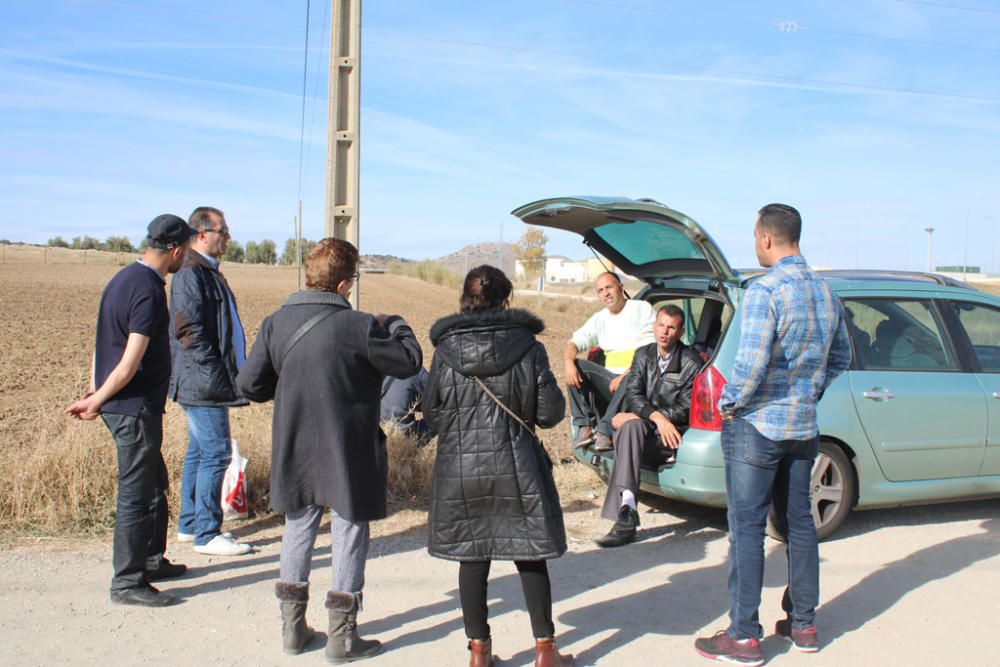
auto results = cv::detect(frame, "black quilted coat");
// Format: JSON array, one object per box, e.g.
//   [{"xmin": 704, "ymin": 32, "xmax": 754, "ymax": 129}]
[{"xmin": 424, "ymin": 308, "xmax": 567, "ymax": 561}]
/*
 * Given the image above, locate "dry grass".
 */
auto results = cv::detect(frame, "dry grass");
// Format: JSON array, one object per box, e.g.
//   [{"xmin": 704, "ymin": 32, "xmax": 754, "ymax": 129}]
[{"xmin": 0, "ymin": 258, "xmax": 599, "ymax": 536}]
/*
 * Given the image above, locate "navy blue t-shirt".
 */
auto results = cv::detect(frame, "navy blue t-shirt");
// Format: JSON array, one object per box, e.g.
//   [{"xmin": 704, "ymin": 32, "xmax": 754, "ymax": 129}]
[{"xmin": 94, "ymin": 262, "xmax": 171, "ymax": 416}]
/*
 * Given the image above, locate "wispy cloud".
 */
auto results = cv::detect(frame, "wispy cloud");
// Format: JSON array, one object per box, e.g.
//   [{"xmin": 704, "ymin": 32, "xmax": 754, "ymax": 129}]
[{"xmin": 0, "ymin": 48, "xmax": 299, "ymax": 101}]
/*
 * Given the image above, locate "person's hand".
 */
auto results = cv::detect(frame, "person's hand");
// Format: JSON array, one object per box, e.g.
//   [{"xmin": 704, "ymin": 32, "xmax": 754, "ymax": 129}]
[
  {"xmin": 564, "ymin": 362, "xmax": 582, "ymax": 389},
  {"xmin": 65, "ymin": 394, "xmax": 101, "ymax": 421},
  {"xmin": 611, "ymin": 412, "xmax": 639, "ymax": 430},
  {"xmin": 609, "ymin": 370, "xmax": 628, "ymax": 393},
  {"xmin": 650, "ymin": 412, "xmax": 681, "ymax": 449}
]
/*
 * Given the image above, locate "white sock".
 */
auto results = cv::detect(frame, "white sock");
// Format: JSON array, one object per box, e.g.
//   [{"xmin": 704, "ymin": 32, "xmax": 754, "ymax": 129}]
[{"xmin": 621, "ymin": 489, "xmax": 636, "ymax": 510}]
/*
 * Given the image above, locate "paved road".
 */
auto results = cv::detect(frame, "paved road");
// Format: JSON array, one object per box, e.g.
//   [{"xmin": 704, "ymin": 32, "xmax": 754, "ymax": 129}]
[{"xmin": 3, "ymin": 497, "xmax": 998, "ymax": 666}]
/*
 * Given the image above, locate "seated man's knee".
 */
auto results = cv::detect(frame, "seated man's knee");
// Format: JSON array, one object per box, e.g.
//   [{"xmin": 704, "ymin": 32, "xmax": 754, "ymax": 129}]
[{"xmin": 614, "ymin": 419, "xmax": 647, "ymax": 443}]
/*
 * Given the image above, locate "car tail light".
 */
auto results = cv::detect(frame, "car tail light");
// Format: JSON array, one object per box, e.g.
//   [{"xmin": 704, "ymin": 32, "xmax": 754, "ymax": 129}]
[{"xmin": 690, "ymin": 366, "xmax": 727, "ymax": 431}]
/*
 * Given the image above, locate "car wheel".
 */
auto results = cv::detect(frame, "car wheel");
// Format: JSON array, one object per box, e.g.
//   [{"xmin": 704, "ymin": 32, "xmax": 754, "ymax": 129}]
[{"xmin": 766, "ymin": 440, "xmax": 856, "ymax": 542}]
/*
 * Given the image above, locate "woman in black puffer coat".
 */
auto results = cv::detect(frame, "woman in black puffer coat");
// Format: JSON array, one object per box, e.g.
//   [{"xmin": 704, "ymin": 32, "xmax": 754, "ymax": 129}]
[{"xmin": 424, "ymin": 265, "xmax": 574, "ymax": 667}]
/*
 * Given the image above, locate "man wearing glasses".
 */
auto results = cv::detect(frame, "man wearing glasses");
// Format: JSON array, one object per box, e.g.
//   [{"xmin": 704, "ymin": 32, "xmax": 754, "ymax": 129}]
[{"xmin": 168, "ymin": 206, "xmax": 252, "ymax": 556}]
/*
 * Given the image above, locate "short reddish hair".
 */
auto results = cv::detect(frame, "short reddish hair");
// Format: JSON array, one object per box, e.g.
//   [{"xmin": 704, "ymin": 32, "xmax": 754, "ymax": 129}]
[{"xmin": 305, "ymin": 238, "xmax": 358, "ymax": 292}]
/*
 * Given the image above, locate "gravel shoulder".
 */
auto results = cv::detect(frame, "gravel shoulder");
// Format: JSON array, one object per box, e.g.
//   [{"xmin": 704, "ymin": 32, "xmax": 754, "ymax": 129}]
[{"xmin": 3, "ymin": 497, "xmax": 999, "ymax": 666}]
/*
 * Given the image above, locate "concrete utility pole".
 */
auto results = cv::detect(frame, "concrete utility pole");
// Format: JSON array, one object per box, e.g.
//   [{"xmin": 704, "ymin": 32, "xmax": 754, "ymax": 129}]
[
  {"xmin": 325, "ymin": 0, "xmax": 361, "ymax": 308},
  {"xmin": 925, "ymin": 226, "xmax": 935, "ymax": 272}
]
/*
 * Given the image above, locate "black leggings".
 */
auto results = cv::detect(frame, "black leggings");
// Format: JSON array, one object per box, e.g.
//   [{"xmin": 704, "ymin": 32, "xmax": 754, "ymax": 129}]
[{"xmin": 458, "ymin": 559, "xmax": 554, "ymax": 640}]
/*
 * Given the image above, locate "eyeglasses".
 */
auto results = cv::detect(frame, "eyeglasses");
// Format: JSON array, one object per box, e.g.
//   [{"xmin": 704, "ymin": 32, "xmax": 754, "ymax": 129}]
[
  {"xmin": 204, "ymin": 226, "xmax": 230, "ymax": 236},
  {"xmin": 351, "ymin": 273, "xmax": 360, "ymax": 281}
]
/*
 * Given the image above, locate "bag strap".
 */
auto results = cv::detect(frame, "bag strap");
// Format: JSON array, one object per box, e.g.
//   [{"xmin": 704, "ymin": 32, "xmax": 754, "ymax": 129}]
[
  {"xmin": 278, "ymin": 308, "xmax": 339, "ymax": 372},
  {"xmin": 469, "ymin": 375, "xmax": 535, "ymax": 435}
]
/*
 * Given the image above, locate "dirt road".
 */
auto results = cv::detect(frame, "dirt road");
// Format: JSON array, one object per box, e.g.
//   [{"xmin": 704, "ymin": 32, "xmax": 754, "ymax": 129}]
[{"xmin": 3, "ymin": 495, "xmax": 998, "ymax": 666}]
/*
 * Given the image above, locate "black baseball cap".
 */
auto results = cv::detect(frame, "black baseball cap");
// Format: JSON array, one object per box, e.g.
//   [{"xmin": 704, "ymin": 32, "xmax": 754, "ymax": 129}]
[{"xmin": 146, "ymin": 214, "xmax": 197, "ymax": 250}]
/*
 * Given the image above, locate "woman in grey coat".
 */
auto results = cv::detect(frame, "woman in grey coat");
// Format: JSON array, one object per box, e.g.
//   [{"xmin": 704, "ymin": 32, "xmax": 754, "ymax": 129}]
[
  {"xmin": 424, "ymin": 265, "xmax": 574, "ymax": 667},
  {"xmin": 237, "ymin": 239, "xmax": 422, "ymax": 663}
]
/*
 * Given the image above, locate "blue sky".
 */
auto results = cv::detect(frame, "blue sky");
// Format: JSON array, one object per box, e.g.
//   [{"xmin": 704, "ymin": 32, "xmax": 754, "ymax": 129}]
[{"xmin": 1, "ymin": 0, "xmax": 998, "ymax": 270}]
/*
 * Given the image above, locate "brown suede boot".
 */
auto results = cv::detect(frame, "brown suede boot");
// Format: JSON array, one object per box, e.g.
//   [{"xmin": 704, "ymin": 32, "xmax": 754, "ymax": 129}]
[
  {"xmin": 325, "ymin": 591, "xmax": 383, "ymax": 664},
  {"xmin": 534, "ymin": 637, "xmax": 574, "ymax": 667},
  {"xmin": 468, "ymin": 637, "xmax": 494, "ymax": 667},
  {"xmin": 275, "ymin": 582, "xmax": 314, "ymax": 655}
]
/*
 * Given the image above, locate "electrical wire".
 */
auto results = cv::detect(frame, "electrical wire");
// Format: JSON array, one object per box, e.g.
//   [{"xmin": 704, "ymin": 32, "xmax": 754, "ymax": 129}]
[
  {"xmin": 894, "ymin": 0, "xmax": 1000, "ymax": 15},
  {"xmin": 296, "ymin": 0, "xmax": 311, "ymax": 206},
  {"xmin": 303, "ymin": 0, "xmax": 331, "ymax": 185}
]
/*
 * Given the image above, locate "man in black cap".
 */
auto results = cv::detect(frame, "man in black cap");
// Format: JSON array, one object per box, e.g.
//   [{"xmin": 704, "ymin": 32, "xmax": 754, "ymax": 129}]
[{"xmin": 66, "ymin": 214, "xmax": 196, "ymax": 607}]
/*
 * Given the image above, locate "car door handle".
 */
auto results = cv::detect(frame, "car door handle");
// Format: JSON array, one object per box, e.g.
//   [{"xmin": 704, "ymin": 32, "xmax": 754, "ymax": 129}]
[{"xmin": 863, "ymin": 391, "xmax": 896, "ymax": 400}]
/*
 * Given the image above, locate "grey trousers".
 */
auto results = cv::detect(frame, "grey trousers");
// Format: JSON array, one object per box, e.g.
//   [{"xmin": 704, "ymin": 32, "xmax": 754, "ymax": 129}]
[
  {"xmin": 279, "ymin": 504, "xmax": 369, "ymax": 595},
  {"xmin": 601, "ymin": 419, "xmax": 665, "ymax": 521}
]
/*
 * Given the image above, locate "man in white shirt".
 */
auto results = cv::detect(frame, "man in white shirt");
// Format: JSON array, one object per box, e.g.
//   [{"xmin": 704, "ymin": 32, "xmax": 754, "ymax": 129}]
[{"xmin": 564, "ymin": 272, "xmax": 655, "ymax": 449}]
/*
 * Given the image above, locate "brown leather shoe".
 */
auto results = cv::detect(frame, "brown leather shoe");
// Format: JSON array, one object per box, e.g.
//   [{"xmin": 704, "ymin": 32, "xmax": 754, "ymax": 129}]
[
  {"xmin": 534, "ymin": 637, "xmax": 574, "ymax": 667},
  {"xmin": 591, "ymin": 432, "xmax": 613, "ymax": 452},
  {"xmin": 468, "ymin": 638, "xmax": 494, "ymax": 667},
  {"xmin": 572, "ymin": 426, "xmax": 595, "ymax": 448}
]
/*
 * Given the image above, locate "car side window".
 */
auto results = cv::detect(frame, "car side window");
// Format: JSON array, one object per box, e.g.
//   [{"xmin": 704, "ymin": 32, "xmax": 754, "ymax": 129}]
[
  {"xmin": 952, "ymin": 301, "xmax": 1000, "ymax": 372},
  {"xmin": 842, "ymin": 299, "xmax": 957, "ymax": 371}
]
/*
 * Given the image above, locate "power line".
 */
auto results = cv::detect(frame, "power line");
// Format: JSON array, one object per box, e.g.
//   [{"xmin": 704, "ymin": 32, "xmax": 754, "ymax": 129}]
[
  {"xmin": 296, "ymin": 0, "xmax": 311, "ymax": 206},
  {"xmin": 368, "ymin": 29, "xmax": 1000, "ymax": 104},
  {"xmin": 556, "ymin": 0, "xmax": 1000, "ymax": 55},
  {"xmin": 303, "ymin": 0, "xmax": 331, "ymax": 188},
  {"xmin": 894, "ymin": 0, "xmax": 1000, "ymax": 15}
]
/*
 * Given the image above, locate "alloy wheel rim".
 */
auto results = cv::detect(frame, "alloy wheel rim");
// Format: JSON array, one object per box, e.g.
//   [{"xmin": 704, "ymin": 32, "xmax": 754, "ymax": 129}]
[{"xmin": 810, "ymin": 452, "xmax": 844, "ymax": 530}]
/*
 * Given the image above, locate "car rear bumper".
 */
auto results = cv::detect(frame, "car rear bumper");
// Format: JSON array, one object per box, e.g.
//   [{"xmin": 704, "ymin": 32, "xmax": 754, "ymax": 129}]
[{"xmin": 574, "ymin": 427, "xmax": 728, "ymax": 508}]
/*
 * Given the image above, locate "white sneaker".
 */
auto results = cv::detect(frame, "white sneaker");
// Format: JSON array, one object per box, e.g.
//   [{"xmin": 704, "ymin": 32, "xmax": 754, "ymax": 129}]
[
  {"xmin": 178, "ymin": 531, "xmax": 231, "ymax": 543},
  {"xmin": 193, "ymin": 534, "xmax": 252, "ymax": 556}
]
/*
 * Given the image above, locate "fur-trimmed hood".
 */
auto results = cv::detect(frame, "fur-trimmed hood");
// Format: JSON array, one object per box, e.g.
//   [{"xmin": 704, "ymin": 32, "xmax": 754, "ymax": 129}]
[{"xmin": 429, "ymin": 308, "xmax": 545, "ymax": 378}]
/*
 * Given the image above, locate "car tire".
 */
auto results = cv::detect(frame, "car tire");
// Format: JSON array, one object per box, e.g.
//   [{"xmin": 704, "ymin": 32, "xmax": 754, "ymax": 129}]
[{"xmin": 766, "ymin": 440, "xmax": 856, "ymax": 542}]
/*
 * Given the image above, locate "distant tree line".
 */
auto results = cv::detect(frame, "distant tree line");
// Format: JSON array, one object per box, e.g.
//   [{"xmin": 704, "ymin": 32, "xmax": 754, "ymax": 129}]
[
  {"xmin": 45, "ymin": 235, "xmax": 317, "ymax": 267},
  {"xmin": 47, "ymin": 235, "xmax": 137, "ymax": 253}
]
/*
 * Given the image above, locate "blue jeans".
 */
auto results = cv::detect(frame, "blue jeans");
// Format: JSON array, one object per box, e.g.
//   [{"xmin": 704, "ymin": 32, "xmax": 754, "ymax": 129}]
[
  {"xmin": 102, "ymin": 409, "xmax": 169, "ymax": 591},
  {"xmin": 596, "ymin": 374, "xmax": 630, "ymax": 437},
  {"xmin": 178, "ymin": 406, "xmax": 232, "ymax": 546},
  {"xmin": 722, "ymin": 417, "xmax": 819, "ymax": 640}
]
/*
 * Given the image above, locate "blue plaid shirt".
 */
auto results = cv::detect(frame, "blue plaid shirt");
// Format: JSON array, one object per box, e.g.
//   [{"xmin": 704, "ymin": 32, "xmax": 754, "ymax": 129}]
[{"xmin": 719, "ymin": 254, "xmax": 852, "ymax": 441}]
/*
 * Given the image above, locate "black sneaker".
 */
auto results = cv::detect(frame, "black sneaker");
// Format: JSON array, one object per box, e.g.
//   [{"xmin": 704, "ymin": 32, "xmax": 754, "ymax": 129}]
[
  {"xmin": 694, "ymin": 629, "xmax": 763, "ymax": 666},
  {"xmin": 595, "ymin": 506, "xmax": 639, "ymax": 548},
  {"xmin": 147, "ymin": 558, "xmax": 187, "ymax": 581},
  {"xmin": 775, "ymin": 618, "xmax": 818, "ymax": 652},
  {"xmin": 110, "ymin": 585, "xmax": 178, "ymax": 607}
]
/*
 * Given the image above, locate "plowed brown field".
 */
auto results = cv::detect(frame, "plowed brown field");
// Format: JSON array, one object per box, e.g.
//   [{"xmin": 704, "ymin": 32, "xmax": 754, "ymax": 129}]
[{"xmin": 0, "ymin": 258, "xmax": 601, "ymax": 535}]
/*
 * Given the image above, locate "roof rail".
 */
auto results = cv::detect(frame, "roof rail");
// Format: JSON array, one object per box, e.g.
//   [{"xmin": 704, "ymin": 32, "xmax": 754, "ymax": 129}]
[{"xmin": 816, "ymin": 270, "xmax": 974, "ymax": 289}]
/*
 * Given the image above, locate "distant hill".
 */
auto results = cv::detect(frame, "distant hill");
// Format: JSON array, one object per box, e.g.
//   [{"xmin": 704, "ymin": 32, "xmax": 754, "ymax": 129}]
[
  {"xmin": 434, "ymin": 242, "xmax": 518, "ymax": 277},
  {"xmin": 360, "ymin": 254, "xmax": 413, "ymax": 270}
]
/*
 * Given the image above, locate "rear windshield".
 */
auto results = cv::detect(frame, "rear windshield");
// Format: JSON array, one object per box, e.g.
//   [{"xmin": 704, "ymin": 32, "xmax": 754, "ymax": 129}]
[{"xmin": 594, "ymin": 220, "xmax": 703, "ymax": 266}]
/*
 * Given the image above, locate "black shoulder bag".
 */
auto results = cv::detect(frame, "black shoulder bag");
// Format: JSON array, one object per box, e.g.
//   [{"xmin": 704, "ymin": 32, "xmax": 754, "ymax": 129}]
[{"xmin": 276, "ymin": 308, "xmax": 339, "ymax": 373}]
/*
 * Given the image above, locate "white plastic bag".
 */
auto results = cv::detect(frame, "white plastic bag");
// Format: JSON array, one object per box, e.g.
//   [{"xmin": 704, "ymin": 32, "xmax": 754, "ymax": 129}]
[{"xmin": 221, "ymin": 439, "xmax": 249, "ymax": 520}]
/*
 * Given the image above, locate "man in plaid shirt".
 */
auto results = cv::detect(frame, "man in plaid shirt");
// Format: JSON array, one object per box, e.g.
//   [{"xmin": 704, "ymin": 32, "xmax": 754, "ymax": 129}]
[{"xmin": 695, "ymin": 204, "xmax": 852, "ymax": 666}]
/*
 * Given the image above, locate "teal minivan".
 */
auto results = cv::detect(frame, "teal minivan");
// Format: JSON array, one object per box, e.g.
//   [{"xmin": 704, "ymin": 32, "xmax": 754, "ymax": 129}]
[{"xmin": 514, "ymin": 196, "xmax": 1000, "ymax": 539}]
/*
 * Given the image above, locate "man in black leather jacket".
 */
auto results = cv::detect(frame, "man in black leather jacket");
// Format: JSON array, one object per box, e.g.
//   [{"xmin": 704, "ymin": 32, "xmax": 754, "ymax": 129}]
[
  {"xmin": 596, "ymin": 304, "xmax": 702, "ymax": 547},
  {"xmin": 169, "ymin": 206, "xmax": 252, "ymax": 556}
]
